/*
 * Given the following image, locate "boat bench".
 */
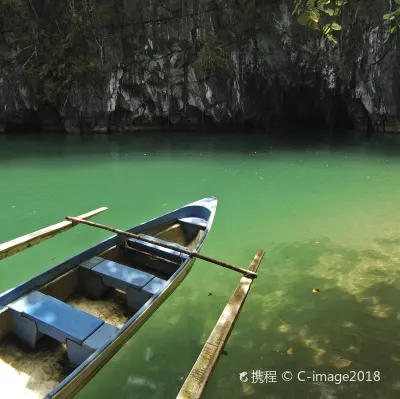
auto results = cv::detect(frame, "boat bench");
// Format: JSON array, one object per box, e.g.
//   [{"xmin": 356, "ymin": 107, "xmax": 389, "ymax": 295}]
[
  {"xmin": 178, "ymin": 217, "xmax": 207, "ymax": 230},
  {"xmin": 79, "ymin": 257, "xmax": 168, "ymax": 311},
  {"xmin": 8, "ymin": 290, "xmax": 118, "ymax": 366},
  {"xmin": 124, "ymin": 233, "xmax": 188, "ymax": 275},
  {"xmin": 178, "ymin": 217, "xmax": 207, "ymax": 237}
]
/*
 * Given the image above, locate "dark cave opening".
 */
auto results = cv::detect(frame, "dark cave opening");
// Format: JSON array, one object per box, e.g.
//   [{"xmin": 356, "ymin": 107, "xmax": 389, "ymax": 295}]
[
  {"xmin": 241, "ymin": 77, "xmax": 363, "ymax": 133},
  {"xmin": 4, "ymin": 109, "xmax": 51, "ymax": 133},
  {"xmin": 1, "ymin": 83, "xmax": 372, "ymax": 135},
  {"xmin": 5, "ymin": 120, "xmax": 41, "ymax": 133},
  {"xmin": 274, "ymin": 85, "xmax": 354, "ymax": 131}
]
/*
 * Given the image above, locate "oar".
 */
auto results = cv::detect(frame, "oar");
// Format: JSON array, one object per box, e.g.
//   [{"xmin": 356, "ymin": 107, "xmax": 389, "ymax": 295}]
[
  {"xmin": 0, "ymin": 207, "xmax": 108, "ymax": 261},
  {"xmin": 65, "ymin": 216, "xmax": 258, "ymax": 279}
]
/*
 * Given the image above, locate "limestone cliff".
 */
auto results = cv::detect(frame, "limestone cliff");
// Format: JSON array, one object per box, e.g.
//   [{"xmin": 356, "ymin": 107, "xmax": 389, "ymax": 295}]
[{"xmin": 0, "ymin": 0, "xmax": 399, "ymax": 133}]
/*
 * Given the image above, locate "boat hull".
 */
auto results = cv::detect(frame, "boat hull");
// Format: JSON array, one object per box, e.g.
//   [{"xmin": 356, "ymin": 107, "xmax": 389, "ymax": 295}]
[{"xmin": 0, "ymin": 197, "xmax": 217, "ymax": 399}]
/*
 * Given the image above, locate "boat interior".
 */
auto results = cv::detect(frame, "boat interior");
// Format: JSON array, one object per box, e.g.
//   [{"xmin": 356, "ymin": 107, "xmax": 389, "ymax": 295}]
[{"xmin": 0, "ymin": 217, "xmax": 206, "ymax": 398}]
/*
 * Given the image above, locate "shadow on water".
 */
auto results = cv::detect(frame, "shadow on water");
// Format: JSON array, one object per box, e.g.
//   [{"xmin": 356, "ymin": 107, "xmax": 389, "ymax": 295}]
[{"xmin": 199, "ymin": 238, "xmax": 400, "ymax": 399}]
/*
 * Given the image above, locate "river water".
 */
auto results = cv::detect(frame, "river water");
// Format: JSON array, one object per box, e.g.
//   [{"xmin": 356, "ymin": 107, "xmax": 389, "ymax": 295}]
[{"xmin": 1, "ymin": 131, "xmax": 400, "ymax": 399}]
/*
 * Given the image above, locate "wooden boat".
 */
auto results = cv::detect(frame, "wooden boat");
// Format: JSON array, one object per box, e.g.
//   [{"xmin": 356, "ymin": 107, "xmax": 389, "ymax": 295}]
[{"xmin": 0, "ymin": 197, "xmax": 217, "ymax": 399}]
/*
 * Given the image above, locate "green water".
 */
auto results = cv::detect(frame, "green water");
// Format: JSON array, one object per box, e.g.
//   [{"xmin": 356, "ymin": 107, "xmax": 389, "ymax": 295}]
[{"xmin": 1, "ymin": 132, "xmax": 400, "ymax": 399}]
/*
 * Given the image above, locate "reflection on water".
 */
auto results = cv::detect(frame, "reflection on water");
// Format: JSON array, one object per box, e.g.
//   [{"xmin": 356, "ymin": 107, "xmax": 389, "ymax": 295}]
[
  {"xmin": 209, "ymin": 239, "xmax": 400, "ymax": 399},
  {"xmin": 1, "ymin": 130, "xmax": 400, "ymax": 398},
  {"xmin": 1, "ymin": 130, "xmax": 400, "ymax": 160}
]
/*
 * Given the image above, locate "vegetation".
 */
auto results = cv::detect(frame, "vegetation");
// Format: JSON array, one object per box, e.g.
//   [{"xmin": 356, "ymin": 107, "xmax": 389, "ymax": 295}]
[
  {"xmin": 0, "ymin": 0, "xmax": 121, "ymax": 103},
  {"xmin": 193, "ymin": 0, "xmax": 275, "ymax": 78},
  {"xmin": 293, "ymin": 0, "xmax": 400, "ymax": 43},
  {"xmin": 193, "ymin": 33, "xmax": 234, "ymax": 78}
]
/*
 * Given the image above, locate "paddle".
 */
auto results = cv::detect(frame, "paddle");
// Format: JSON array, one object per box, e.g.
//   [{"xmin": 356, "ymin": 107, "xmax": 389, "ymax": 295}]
[
  {"xmin": 0, "ymin": 207, "xmax": 108, "ymax": 261},
  {"xmin": 65, "ymin": 216, "xmax": 258, "ymax": 279}
]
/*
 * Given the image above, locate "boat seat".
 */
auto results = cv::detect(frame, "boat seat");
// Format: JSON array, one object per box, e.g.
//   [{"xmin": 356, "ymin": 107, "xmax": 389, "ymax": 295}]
[
  {"xmin": 79, "ymin": 257, "xmax": 168, "ymax": 310},
  {"xmin": 8, "ymin": 290, "xmax": 118, "ymax": 366},
  {"xmin": 178, "ymin": 217, "xmax": 207, "ymax": 238},
  {"xmin": 127, "ymin": 234, "xmax": 187, "ymax": 262},
  {"xmin": 125, "ymin": 234, "xmax": 187, "ymax": 275},
  {"xmin": 178, "ymin": 217, "xmax": 207, "ymax": 230},
  {"xmin": 66, "ymin": 322, "xmax": 118, "ymax": 367}
]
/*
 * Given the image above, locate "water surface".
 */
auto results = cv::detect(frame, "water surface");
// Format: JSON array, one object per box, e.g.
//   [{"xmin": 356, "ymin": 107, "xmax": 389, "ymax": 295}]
[{"xmin": 1, "ymin": 131, "xmax": 400, "ymax": 399}]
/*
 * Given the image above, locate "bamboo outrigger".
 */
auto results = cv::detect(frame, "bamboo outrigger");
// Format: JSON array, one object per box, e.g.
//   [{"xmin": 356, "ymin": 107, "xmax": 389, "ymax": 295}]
[
  {"xmin": 177, "ymin": 250, "xmax": 264, "ymax": 399},
  {"xmin": 0, "ymin": 207, "xmax": 108, "ymax": 261}
]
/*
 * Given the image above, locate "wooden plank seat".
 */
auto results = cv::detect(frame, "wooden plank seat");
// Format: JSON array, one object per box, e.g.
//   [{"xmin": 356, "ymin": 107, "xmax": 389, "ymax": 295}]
[
  {"xmin": 124, "ymin": 234, "xmax": 188, "ymax": 275},
  {"xmin": 79, "ymin": 257, "xmax": 168, "ymax": 310},
  {"xmin": 8, "ymin": 291, "xmax": 118, "ymax": 366},
  {"xmin": 178, "ymin": 217, "xmax": 208, "ymax": 229},
  {"xmin": 177, "ymin": 217, "xmax": 207, "ymax": 239},
  {"xmin": 127, "ymin": 234, "xmax": 187, "ymax": 263}
]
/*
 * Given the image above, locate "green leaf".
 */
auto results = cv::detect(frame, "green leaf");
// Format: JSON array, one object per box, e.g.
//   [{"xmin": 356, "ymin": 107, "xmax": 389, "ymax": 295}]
[
  {"xmin": 395, "ymin": 0, "xmax": 400, "ymax": 5},
  {"xmin": 324, "ymin": 8, "xmax": 335, "ymax": 16},
  {"xmin": 390, "ymin": 25, "xmax": 398, "ymax": 33},
  {"xmin": 292, "ymin": 0, "xmax": 302, "ymax": 15},
  {"xmin": 326, "ymin": 33, "xmax": 338, "ymax": 43},
  {"xmin": 309, "ymin": 10, "xmax": 320, "ymax": 22},
  {"xmin": 298, "ymin": 12, "xmax": 311, "ymax": 26},
  {"xmin": 323, "ymin": 24, "xmax": 332, "ymax": 34},
  {"xmin": 383, "ymin": 13, "xmax": 395, "ymax": 20},
  {"xmin": 333, "ymin": 7, "xmax": 342, "ymax": 16},
  {"xmin": 331, "ymin": 22, "xmax": 342, "ymax": 30}
]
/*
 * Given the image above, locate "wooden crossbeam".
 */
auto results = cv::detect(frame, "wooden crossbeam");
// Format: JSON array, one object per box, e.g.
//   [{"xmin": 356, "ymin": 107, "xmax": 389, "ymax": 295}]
[{"xmin": 65, "ymin": 216, "xmax": 258, "ymax": 279}]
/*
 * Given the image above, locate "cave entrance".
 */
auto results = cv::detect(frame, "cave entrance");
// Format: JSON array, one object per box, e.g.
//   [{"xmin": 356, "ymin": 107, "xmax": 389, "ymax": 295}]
[
  {"xmin": 5, "ymin": 111, "xmax": 42, "ymax": 133},
  {"xmin": 273, "ymin": 85, "xmax": 354, "ymax": 131}
]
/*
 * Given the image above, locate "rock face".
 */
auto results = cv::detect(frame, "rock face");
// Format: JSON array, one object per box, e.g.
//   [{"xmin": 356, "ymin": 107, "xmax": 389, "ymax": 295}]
[{"xmin": 0, "ymin": 0, "xmax": 399, "ymax": 133}]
